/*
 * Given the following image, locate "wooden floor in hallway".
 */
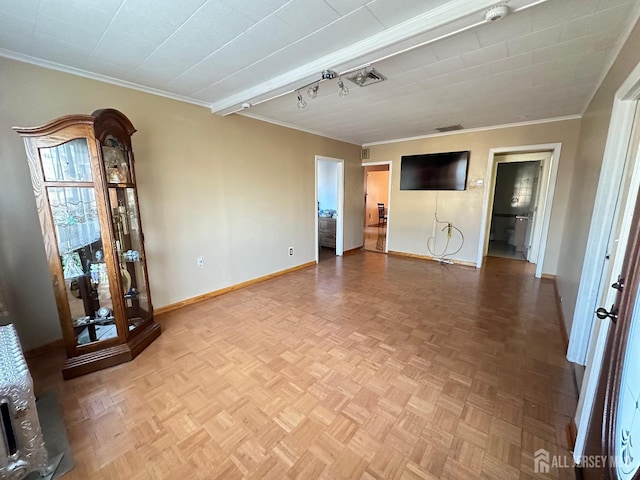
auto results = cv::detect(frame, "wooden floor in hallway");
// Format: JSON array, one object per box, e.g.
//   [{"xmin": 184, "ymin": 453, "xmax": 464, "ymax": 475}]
[
  {"xmin": 28, "ymin": 253, "xmax": 577, "ymax": 480},
  {"xmin": 364, "ymin": 225, "xmax": 387, "ymax": 252}
]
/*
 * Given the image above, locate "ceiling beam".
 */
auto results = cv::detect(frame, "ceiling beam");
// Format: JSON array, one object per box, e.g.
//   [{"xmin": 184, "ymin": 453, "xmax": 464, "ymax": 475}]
[{"xmin": 210, "ymin": 0, "xmax": 548, "ymax": 116}]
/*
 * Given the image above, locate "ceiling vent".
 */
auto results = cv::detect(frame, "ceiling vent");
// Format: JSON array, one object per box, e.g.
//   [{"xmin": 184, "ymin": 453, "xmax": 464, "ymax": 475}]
[
  {"xmin": 436, "ymin": 124, "xmax": 464, "ymax": 133},
  {"xmin": 347, "ymin": 68, "xmax": 387, "ymax": 87}
]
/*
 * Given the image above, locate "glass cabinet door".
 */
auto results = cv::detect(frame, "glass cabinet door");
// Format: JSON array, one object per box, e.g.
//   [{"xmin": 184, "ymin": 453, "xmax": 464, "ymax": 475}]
[
  {"xmin": 41, "ymin": 138, "xmax": 93, "ymax": 182},
  {"xmin": 108, "ymin": 187, "xmax": 151, "ymax": 332},
  {"xmin": 42, "ymin": 139, "xmax": 119, "ymax": 346}
]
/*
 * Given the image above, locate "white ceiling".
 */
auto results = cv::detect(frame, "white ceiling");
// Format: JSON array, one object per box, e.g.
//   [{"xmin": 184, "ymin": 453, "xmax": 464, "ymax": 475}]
[{"xmin": 0, "ymin": 0, "xmax": 638, "ymax": 144}]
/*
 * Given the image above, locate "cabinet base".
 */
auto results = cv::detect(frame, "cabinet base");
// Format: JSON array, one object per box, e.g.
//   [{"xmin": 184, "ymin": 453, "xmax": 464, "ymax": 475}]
[{"xmin": 62, "ymin": 321, "xmax": 161, "ymax": 379}]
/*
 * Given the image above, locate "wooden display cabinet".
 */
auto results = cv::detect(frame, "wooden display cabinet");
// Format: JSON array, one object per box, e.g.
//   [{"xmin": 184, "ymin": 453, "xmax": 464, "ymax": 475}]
[{"xmin": 15, "ymin": 109, "xmax": 161, "ymax": 379}]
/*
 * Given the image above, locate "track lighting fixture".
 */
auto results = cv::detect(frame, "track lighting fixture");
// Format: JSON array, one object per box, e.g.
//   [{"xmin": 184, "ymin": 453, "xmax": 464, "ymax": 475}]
[
  {"xmin": 296, "ymin": 91, "xmax": 306, "ymax": 109},
  {"xmin": 292, "ymin": 66, "xmax": 382, "ymax": 108},
  {"xmin": 307, "ymin": 83, "xmax": 319, "ymax": 99},
  {"xmin": 321, "ymin": 69, "xmax": 337, "ymax": 80}
]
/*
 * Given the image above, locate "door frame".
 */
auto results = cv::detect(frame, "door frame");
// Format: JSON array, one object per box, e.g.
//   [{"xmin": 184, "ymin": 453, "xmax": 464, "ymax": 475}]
[
  {"xmin": 315, "ymin": 156, "xmax": 344, "ymax": 263},
  {"xmin": 576, "ymin": 155, "xmax": 640, "ymax": 479},
  {"xmin": 571, "ymin": 61, "xmax": 640, "ymax": 462},
  {"xmin": 476, "ymin": 143, "xmax": 562, "ymax": 278},
  {"xmin": 483, "ymin": 153, "xmax": 548, "ymax": 263},
  {"xmin": 362, "ymin": 161, "xmax": 392, "ymax": 253}
]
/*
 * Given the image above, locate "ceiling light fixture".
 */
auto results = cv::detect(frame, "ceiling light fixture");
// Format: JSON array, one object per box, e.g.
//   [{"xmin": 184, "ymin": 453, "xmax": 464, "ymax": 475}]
[
  {"xmin": 338, "ymin": 78, "xmax": 349, "ymax": 97},
  {"xmin": 296, "ymin": 91, "xmax": 306, "ymax": 109},
  {"xmin": 321, "ymin": 69, "xmax": 337, "ymax": 80},
  {"xmin": 292, "ymin": 68, "xmax": 358, "ymax": 108},
  {"xmin": 485, "ymin": 4, "xmax": 510, "ymax": 22},
  {"xmin": 307, "ymin": 84, "xmax": 319, "ymax": 99}
]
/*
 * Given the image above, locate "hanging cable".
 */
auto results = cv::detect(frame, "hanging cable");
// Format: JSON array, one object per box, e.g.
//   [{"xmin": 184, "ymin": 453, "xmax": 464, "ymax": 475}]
[{"xmin": 426, "ymin": 192, "xmax": 465, "ymax": 263}]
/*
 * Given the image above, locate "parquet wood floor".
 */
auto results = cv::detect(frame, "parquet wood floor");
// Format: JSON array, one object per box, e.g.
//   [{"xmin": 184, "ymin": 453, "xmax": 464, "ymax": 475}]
[
  {"xmin": 28, "ymin": 253, "xmax": 578, "ymax": 480},
  {"xmin": 363, "ymin": 226, "xmax": 387, "ymax": 252}
]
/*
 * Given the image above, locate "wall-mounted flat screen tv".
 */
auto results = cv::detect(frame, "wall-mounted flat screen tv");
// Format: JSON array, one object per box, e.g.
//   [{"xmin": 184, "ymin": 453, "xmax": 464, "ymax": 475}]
[{"xmin": 400, "ymin": 151, "xmax": 469, "ymax": 191}]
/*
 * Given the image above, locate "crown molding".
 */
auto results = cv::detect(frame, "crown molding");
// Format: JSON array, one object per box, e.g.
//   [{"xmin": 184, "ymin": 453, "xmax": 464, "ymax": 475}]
[
  {"xmin": 209, "ymin": 0, "xmax": 540, "ymax": 115},
  {"xmin": 237, "ymin": 112, "xmax": 359, "ymax": 146},
  {"xmin": 361, "ymin": 115, "xmax": 583, "ymax": 147},
  {"xmin": 0, "ymin": 49, "xmax": 212, "ymax": 109}
]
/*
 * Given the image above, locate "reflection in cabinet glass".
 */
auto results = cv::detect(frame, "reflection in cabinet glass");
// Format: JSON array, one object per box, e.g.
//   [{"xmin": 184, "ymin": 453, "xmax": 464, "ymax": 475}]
[{"xmin": 15, "ymin": 109, "xmax": 161, "ymax": 379}]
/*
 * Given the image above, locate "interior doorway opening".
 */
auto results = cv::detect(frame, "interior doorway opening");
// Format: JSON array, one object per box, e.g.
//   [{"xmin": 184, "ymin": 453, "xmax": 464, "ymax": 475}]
[
  {"xmin": 363, "ymin": 164, "xmax": 390, "ymax": 253},
  {"xmin": 477, "ymin": 145, "xmax": 560, "ymax": 278},
  {"xmin": 488, "ymin": 160, "xmax": 542, "ymax": 262},
  {"xmin": 315, "ymin": 156, "xmax": 344, "ymax": 263}
]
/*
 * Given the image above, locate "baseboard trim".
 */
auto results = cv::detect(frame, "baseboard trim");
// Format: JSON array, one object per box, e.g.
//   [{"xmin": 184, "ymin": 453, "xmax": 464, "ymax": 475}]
[
  {"xmin": 388, "ymin": 250, "xmax": 477, "ymax": 268},
  {"xmin": 551, "ymin": 278, "xmax": 569, "ymax": 351},
  {"xmin": 541, "ymin": 273, "xmax": 556, "ymax": 280},
  {"xmin": 24, "ymin": 338, "xmax": 64, "ymax": 359},
  {"xmin": 567, "ymin": 418, "xmax": 577, "ymax": 451},
  {"xmin": 551, "ymin": 277, "xmax": 581, "ymax": 397},
  {"xmin": 343, "ymin": 246, "xmax": 363, "ymax": 256},
  {"xmin": 155, "ymin": 261, "xmax": 317, "ymax": 316}
]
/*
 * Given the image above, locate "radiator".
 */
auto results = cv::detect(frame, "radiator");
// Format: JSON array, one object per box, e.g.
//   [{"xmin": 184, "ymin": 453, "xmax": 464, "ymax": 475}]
[{"xmin": 0, "ymin": 324, "xmax": 51, "ymax": 480}]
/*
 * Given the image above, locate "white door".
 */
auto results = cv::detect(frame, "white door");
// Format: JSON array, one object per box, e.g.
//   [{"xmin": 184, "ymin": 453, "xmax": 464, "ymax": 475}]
[{"xmin": 524, "ymin": 161, "xmax": 542, "ymax": 261}]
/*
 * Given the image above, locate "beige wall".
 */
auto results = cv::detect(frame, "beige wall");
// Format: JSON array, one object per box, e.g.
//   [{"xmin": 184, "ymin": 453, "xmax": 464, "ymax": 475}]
[
  {"xmin": 556, "ymin": 21, "xmax": 640, "ymax": 334},
  {"xmin": 367, "ymin": 120, "xmax": 581, "ymax": 271},
  {"xmin": 0, "ymin": 58, "xmax": 362, "ymax": 350}
]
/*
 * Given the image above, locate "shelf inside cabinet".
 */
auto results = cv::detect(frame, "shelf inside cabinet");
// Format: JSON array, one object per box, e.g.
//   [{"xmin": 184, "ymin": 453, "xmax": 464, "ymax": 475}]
[{"xmin": 107, "ymin": 182, "xmax": 135, "ymax": 188}]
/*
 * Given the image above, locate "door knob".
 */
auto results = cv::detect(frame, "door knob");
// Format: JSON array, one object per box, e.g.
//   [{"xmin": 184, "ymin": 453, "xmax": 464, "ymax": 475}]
[
  {"xmin": 612, "ymin": 276, "xmax": 625, "ymax": 292},
  {"xmin": 596, "ymin": 305, "xmax": 618, "ymax": 324}
]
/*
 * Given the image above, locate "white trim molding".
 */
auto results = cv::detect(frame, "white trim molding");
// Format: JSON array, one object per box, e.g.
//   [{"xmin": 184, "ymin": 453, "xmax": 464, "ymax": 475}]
[
  {"xmin": 363, "ymin": 116, "xmax": 581, "ymax": 147},
  {"xmin": 567, "ymin": 87, "xmax": 640, "ymax": 365},
  {"xmin": 239, "ymin": 112, "xmax": 357, "ymax": 146},
  {"xmin": 571, "ymin": 59, "xmax": 640, "ymax": 463},
  {"xmin": 0, "ymin": 49, "xmax": 212, "ymax": 109}
]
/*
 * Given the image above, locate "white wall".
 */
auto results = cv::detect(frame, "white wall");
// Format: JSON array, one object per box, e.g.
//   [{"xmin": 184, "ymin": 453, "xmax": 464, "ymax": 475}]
[{"xmin": 317, "ymin": 161, "xmax": 338, "ymax": 211}]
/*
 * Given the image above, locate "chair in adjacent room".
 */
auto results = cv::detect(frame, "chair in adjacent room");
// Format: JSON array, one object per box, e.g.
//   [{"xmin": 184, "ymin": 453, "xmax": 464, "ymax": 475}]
[{"xmin": 377, "ymin": 203, "xmax": 387, "ymax": 226}]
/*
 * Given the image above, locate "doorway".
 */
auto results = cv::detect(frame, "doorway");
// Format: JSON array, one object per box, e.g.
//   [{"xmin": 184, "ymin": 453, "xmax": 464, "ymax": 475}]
[
  {"xmin": 315, "ymin": 156, "xmax": 344, "ymax": 263},
  {"xmin": 488, "ymin": 160, "xmax": 542, "ymax": 261},
  {"xmin": 477, "ymin": 145, "xmax": 561, "ymax": 278},
  {"xmin": 362, "ymin": 162, "xmax": 391, "ymax": 253}
]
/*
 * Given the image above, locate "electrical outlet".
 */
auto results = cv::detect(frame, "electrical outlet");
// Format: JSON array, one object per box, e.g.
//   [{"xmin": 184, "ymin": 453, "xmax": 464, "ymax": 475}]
[
  {"xmin": 197, "ymin": 256, "xmax": 204, "ymax": 267},
  {"xmin": 288, "ymin": 247, "xmax": 294, "ymax": 256}
]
